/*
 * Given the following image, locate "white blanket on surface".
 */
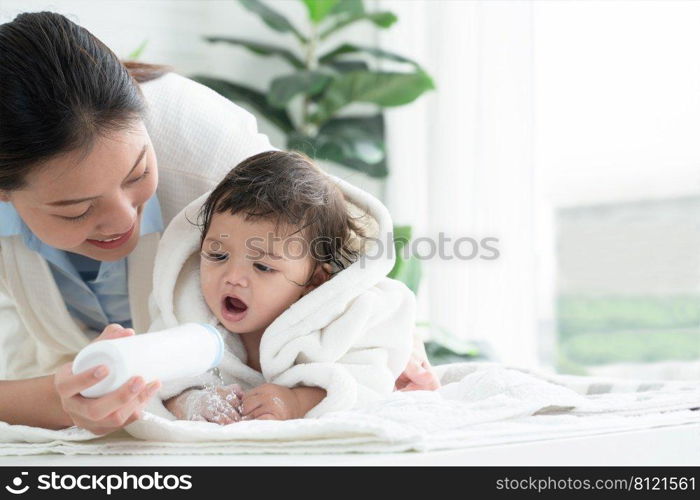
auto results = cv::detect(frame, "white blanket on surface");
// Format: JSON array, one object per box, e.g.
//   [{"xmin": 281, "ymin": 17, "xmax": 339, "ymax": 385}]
[
  {"xmin": 133, "ymin": 174, "xmax": 416, "ymax": 428},
  {"xmin": 1, "ymin": 362, "xmax": 698, "ymax": 455}
]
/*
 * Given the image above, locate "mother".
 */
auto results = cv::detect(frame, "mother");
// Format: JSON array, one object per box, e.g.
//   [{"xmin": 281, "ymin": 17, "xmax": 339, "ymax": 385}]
[{"xmin": 0, "ymin": 12, "xmax": 438, "ymax": 435}]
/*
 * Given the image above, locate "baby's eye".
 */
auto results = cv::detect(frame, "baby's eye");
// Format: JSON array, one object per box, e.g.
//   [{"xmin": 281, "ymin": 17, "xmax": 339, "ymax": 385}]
[
  {"xmin": 253, "ymin": 262, "xmax": 274, "ymax": 273},
  {"xmin": 202, "ymin": 252, "xmax": 228, "ymax": 262}
]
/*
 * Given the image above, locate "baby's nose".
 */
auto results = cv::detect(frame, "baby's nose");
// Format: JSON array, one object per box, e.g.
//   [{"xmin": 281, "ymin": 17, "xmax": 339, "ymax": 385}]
[{"xmin": 224, "ymin": 265, "xmax": 250, "ymax": 287}]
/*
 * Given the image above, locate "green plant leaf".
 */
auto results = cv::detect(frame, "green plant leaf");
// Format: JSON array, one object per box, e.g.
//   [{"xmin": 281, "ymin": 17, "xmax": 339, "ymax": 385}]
[
  {"xmin": 311, "ymin": 61, "xmax": 369, "ymax": 105},
  {"xmin": 424, "ymin": 341, "xmax": 482, "ymax": 365},
  {"xmin": 388, "ymin": 225, "xmax": 423, "ymax": 293},
  {"xmin": 319, "ymin": 43, "xmax": 420, "ymax": 67},
  {"xmin": 312, "ymin": 70, "xmax": 435, "ymax": 124},
  {"xmin": 326, "ymin": 60, "xmax": 369, "ymax": 73},
  {"xmin": 392, "ymin": 225, "xmax": 412, "ymax": 251},
  {"xmin": 204, "ymin": 36, "xmax": 304, "ymax": 69},
  {"xmin": 127, "ymin": 39, "xmax": 149, "ymax": 60},
  {"xmin": 287, "ymin": 114, "xmax": 388, "ymax": 177},
  {"xmin": 417, "ymin": 321, "xmax": 481, "ymax": 357},
  {"xmin": 319, "ymin": 11, "xmax": 397, "ymax": 40},
  {"xmin": 402, "ymin": 259, "xmax": 422, "ymax": 293},
  {"xmin": 330, "ymin": 0, "xmax": 364, "ymax": 17},
  {"xmin": 287, "ymin": 136, "xmax": 387, "ymax": 177},
  {"xmin": 367, "ymin": 11, "xmax": 397, "ymax": 28},
  {"xmin": 268, "ymin": 71, "xmax": 332, "ymax": 108},
  {"xmin": 190, "ymin": 75, "xmax": 294, "ymax": 133},
  {"xmin": 319, "ymin": 114, "xmax": 385, "ymax": 163},
  {"xmin": 302, "ymin": 0, "xmax": 340, "ymax": 24},
  {"xmin": 239, "ymin": 0, "xmax": 307, "ymax": 42}
]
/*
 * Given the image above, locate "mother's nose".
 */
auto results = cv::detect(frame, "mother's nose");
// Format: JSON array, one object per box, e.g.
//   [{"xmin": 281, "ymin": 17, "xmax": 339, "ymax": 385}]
[{"xmin": 96, "ymin": 195, "xmax": 138, "ymax": 235}]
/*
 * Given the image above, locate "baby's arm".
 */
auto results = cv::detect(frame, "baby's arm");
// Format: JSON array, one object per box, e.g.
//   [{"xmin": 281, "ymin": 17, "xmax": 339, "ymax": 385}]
[
  {"xmin": 164, "ymin": 389, "xmax": 195, "ymax": 419},
  {"xmin": 240, "ymin": 384, "xmax": 326, "ymax": 420},
  {"xmin": 165, "ymin": 385, "xmax": 244, "ymax": 424},
  {"xmin": 291, "ymin": 386, "xmax": 326, "ymax": 416}
]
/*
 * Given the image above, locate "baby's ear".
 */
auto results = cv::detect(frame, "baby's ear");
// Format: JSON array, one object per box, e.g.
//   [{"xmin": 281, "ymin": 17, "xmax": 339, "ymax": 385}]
[
  {"xmin": 302, "ymin": 263, "xmax": 332, "ymax": 295},
  {"xmin": 0, "ymin": 191, "xmax": 10, "ymax": 202}
]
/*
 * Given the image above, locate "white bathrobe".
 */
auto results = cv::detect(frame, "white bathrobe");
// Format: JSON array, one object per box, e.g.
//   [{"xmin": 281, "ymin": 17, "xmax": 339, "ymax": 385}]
[{"xmin": 139, "ymin": 177, "xmax": 416, "ymax": 422}]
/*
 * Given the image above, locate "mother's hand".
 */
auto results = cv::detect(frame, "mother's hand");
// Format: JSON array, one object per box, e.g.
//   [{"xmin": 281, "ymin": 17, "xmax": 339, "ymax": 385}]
[
  {"xmin": 395, "ymin": 336, "xmax": 440, "ymax": 391},
  {"xmin": 53, "ymin": 324, "xmax": 161, "ymax": 435}
]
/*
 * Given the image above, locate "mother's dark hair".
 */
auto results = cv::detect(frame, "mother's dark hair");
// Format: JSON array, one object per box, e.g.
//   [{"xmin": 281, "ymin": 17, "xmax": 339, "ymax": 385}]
[{"xmin": 0, "ymin": 11, "xmax": 169, "ymax": 191}]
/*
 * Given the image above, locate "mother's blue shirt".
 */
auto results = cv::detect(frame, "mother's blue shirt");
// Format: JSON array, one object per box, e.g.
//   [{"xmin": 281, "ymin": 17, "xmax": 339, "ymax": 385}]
[{"xmin": 0, "ymin": 196, "xmax": 164, "ymax": 333}]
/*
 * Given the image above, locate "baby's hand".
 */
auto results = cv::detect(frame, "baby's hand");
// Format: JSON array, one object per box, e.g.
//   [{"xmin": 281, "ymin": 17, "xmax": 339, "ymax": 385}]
[
  {"xmin": 166, "ymin": 385, "xmax": 244, "ymax": 425},
  {"xmin": 240, "ymin": 383, "xmax": 301, "ymax": 421}
]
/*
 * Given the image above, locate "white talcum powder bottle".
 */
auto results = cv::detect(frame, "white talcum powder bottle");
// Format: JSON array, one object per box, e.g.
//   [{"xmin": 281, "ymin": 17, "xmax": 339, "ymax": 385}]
[{"xmin": 72, "ymin": 323, "xmax": 224, "ymax": 398}]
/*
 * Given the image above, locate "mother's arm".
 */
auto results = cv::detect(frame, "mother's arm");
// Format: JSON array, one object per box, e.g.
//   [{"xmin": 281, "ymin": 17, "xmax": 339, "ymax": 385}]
[
  {"xmin": 0, "ymin": 375, "xmax": 71, "ymax": 429},
  {"xmin": 0, "ymin": 321, "xmax": 161, "ymax": 433},
  {"xmin": 0, "ymin": 273, "xmax": 72, "ymax": 428}
]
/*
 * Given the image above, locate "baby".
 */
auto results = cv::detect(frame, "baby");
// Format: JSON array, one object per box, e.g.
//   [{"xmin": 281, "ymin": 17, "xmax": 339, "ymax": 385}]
[{"xmin": 157, "ymin": 150, "xmax": 415, "ymax": 423}]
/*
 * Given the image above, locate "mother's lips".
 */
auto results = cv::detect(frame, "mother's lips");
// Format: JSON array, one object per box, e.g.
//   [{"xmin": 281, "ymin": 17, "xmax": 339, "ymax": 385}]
[
  {"xmin": 89, "ymin": 221, "xmax": 136, "ymax": 242},
  {"xmin": 85, "ymin": 223, "xmax": 136, "ymax": 249}
]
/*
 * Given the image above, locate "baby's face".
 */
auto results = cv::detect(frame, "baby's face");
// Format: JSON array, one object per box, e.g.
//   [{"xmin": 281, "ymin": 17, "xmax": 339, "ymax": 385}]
[{"xmin": 200, "ymin": 212, "xmax": 316, "ymax": 337}]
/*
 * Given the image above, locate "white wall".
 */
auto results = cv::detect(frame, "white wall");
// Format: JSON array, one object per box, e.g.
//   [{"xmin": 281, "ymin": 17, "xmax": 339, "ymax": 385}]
[{"xmin": 534, "ymin": 0, "xmax": 700, "ymax": 207}]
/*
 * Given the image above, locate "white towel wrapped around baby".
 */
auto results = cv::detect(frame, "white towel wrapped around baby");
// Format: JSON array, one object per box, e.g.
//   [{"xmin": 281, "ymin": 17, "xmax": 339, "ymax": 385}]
[{"xmin": 125, "ymin": 174, "xmax": 415, "ymax": 439}]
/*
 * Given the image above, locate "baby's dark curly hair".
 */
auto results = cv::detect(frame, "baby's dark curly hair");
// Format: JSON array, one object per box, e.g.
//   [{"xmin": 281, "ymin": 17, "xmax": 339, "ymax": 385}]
[{"xmin": 197, "ymin": 150, "xmax": 368, "ymax": 280}]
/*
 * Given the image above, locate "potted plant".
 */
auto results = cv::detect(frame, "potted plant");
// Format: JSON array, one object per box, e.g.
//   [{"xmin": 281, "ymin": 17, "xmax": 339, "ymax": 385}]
[{"xmin": 191, "ymin": 0, "xmax": 434, "ymax": 179}]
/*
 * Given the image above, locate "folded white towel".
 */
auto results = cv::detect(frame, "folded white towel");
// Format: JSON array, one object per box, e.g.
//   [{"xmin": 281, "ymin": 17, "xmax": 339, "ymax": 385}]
[{"xmin": 1, "ymin": 362, "xmax": 698, "ymax": 455}]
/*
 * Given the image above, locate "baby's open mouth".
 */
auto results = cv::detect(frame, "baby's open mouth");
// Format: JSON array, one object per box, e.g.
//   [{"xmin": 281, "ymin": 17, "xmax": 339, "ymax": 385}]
[
  {"xmin": 225, "ymin": 296, "xmax": 248, "ymax": 314},
  {"xmin": 221, "ymin": 295, "xmax": 248, "ymax": 323}
]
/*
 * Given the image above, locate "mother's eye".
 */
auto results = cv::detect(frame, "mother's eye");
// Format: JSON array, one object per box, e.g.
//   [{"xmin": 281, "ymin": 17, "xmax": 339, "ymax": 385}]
[
  {"xmin": 127, "ymin": 167, "xmax": 150, "ymax": 185},
  {"xmin": 59, "ymin": 205, "xmax": 93, "ymax": 222}
]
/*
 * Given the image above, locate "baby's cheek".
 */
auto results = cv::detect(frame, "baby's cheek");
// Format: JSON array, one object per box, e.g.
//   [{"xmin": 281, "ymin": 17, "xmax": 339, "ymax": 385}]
[
  {"xmin": 270, "ymin": 286, "xmax": 305, "ymax": 317},
  {"xmin": 199, "ymin": 266, "xmax": 220, "ymax": 307},
  {"xmin": 249, "ymin": 286, "xmax": 283, "ymax": 323}
]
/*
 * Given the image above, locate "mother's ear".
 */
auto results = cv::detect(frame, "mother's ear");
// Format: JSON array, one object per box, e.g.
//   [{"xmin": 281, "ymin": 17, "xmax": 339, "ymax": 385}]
[{"xmin": 0, "ymin": 191, "xmax": 10, "ymax": 203}]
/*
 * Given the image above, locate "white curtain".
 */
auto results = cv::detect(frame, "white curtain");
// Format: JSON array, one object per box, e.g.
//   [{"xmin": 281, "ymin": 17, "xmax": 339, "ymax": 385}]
[{"xmin": 380, "ymin": 0, "xmax": 551, "ymax": 369}]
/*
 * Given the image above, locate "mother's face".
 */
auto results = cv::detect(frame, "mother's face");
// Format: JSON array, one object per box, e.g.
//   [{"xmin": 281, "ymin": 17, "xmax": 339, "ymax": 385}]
[{"xmin": 0, "ymin": 121, "xmax": 158, "ymax": 262}]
